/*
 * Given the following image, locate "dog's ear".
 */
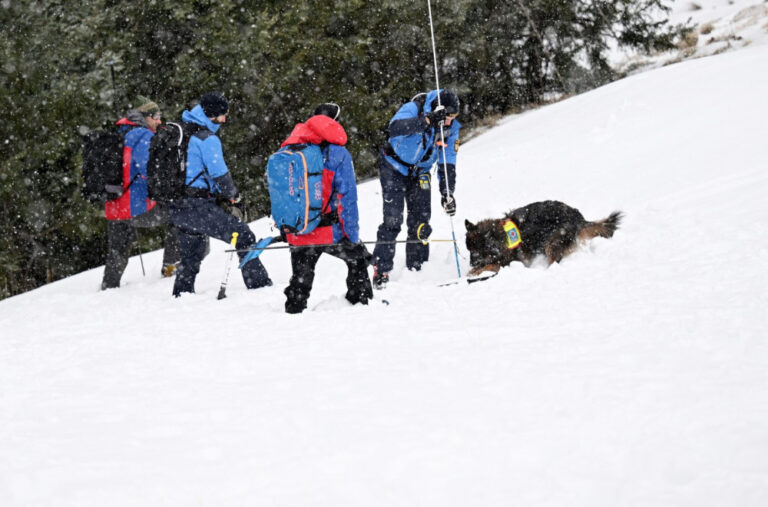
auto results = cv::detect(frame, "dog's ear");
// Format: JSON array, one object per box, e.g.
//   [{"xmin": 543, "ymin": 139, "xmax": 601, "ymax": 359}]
[{"xmin": 465, "ymin": 219, "xmax": 476, "ymax": 232}]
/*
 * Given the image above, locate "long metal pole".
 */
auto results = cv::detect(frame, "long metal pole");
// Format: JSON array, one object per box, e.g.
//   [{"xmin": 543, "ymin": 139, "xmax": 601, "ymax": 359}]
[
  {"xmin": 225, "ymin": 238, "xmax": 460, "ymax": 255},
  {"xmin": 426, "ymin": 0, "xmax": 462, "ymax": 278}
]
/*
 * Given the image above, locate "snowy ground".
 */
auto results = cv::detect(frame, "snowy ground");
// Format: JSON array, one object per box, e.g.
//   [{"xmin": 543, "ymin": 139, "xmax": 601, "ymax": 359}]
[{"xmin": 1, "ymin": 5, "xmax": 768, "ymax": 506}]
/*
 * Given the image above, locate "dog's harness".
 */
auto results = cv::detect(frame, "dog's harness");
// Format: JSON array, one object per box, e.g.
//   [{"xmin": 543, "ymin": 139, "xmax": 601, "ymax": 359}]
[{"xmin": 503, "ymin": 220, "xmax": 522, "ymax": 249}]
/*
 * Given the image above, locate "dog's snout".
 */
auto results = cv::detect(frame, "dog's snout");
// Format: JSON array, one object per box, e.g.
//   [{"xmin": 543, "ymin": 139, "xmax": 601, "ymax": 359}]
[{"xmin": 469, "ymin": 250, "xmax": 481, "ymax": 267}]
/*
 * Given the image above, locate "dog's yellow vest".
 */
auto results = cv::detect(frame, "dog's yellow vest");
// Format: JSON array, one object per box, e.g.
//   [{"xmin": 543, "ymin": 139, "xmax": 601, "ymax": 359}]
[{"xmin": 503, "ymin": 220, "xmax": 522, "ymax": 249}]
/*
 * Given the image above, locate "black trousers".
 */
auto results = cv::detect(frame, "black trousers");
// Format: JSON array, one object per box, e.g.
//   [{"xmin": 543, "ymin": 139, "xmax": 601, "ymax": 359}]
[
  {"xmin": 284, "ymin": 242, "xmax": 373, "ymax": 314},
  {"xmin": 102, "ymin": 204, "xmax": 180, "ymax": 289},
  {"xmin": 370, "ymin": 156, "xmax": 432, "ymax": 273},
  {"xmin": 170, "ymin": 197, "xmax": 271, "ymax": 296}
]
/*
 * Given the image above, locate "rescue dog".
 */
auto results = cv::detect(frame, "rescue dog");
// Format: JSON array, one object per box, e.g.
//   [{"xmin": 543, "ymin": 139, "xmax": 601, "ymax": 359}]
[{"xmin": 464, "ymin": 200, "xmax": 622, "ymax": 276}]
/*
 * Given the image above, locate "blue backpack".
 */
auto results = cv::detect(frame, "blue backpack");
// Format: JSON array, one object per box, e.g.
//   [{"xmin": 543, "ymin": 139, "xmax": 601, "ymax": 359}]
[{"xmin": 266, "ymin": 144, "xmax": 328, "ymax": 235}]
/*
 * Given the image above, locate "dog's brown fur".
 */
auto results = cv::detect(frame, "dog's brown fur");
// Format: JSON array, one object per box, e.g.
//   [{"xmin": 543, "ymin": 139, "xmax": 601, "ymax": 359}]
[{"xmin": 465, "ymin": 200, "xmax": 622, "ymax": 276}]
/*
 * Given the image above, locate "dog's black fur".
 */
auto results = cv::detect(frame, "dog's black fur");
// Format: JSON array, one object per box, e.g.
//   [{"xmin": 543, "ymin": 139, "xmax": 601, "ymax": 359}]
[{"xmin": 465, "ymin": 200, "xmax": 622, "ymax": 275}]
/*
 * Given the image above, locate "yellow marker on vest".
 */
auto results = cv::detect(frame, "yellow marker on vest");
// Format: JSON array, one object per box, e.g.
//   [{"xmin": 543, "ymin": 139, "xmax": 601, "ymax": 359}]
[
  {"xmin": 230, "ymin": 232, "xmax": 239, "ymax": 247},
  {"xmin": 503, "ymin": 220, "xmax": 522, "ymax": 249}
]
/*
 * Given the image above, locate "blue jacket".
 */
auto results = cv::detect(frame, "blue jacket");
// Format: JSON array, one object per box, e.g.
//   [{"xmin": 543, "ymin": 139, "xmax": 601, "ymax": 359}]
[
  {"xmin": 181, "ymin": 105, "xmax": 238, "ymax": 199},
  {"xmin": 105, "ymin": 114, "xmax": 156, "ymax": 220},
  {"xmin": 326, "ymin": 144, "xmax": 360, "ymax": 243},
  {"xmin": 384, "ymin": 89, "xmax": 462, "ymax": 192}
]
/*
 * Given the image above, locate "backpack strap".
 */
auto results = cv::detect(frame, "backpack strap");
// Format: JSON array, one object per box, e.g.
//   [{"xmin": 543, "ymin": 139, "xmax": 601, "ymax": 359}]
[
  {"xmin": 412, "ymin": 93, "xmax": 427, "ymax": 113},
  {"xmin": 182, "ymin": 123, "xmax": 214, "ymax": 191},
  {"xmin": 120, "ymin": 125, "xmax": 143, "ymax": 193},
  {"xmin": 123, "ymin": 172, "xmax": 142, "ymax": 192}
]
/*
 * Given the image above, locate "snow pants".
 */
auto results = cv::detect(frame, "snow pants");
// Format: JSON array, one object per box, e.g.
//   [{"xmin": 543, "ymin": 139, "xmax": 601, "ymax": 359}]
[
  {"xmin": 284, "ymin": 242, "xmax": 373, "ymax": 314},
  {"xmin": 370, "ymin": 156, "xmax": 432, "ymax": 273},
  {"xmin": 102, "ymin": 204, "xmax": 180, "ymax": 289},
  {"xmin": 170, "ymin": 197, "xmax": 271, "ymax": 296}
]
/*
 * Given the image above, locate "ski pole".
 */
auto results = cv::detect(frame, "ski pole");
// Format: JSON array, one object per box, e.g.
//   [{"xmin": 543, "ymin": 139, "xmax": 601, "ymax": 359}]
[
  {"xmin": 426, "ymin": 0, "xmax": 462, "ymax": 278},
  {"xmin": 217, "ymin": 232, "xmax": 239, "ymax": 300},
  {"xmin": 134, "ymin": 225, "xmax": 146, "ymax": 276}
]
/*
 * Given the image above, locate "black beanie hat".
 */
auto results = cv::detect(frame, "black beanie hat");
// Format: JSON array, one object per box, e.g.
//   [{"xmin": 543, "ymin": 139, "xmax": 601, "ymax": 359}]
[
  {"xmin": 431, "ymin": 89, "xmax": 460, "ymax": 115},
  {"xmin": 200, "ymin": 92, "xmax": 229, "ymax": 117},
  {"xmin": 313, "ymin": 102, "xmax": 341, "ymax": 121}
]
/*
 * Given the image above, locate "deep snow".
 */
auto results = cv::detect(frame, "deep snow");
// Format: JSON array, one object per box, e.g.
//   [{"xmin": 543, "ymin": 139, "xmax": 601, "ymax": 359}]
[{"xmin": 1, "ymin": 4, "xmax": 767, "ymax": 506}]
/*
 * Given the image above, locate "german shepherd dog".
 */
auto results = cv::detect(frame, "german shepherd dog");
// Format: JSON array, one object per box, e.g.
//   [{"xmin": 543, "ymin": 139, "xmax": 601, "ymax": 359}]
[{"xmin": 464, "ymin": 201, "xmax": 622, "ymax": 276}]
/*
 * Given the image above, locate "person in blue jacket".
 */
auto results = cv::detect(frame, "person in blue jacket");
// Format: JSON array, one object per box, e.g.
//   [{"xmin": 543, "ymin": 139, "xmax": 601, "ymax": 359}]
[
  {"xmin": 102, "ymin": 99, "xmax": 180, "ymax": 289},
  {"xmin": 370, "ymin": 89, "xmax": 462, "ymax": 289},
  {"xmin": 169, "ymin": 92, "xmax": 271, "ymax": 297},
  {"xmin": 280, "ymin": 102, "xmax": 373, "ymax": 314}
]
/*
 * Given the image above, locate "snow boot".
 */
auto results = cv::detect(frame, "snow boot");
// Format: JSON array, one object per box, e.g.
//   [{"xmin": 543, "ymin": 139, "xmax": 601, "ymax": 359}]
[
  {"xmin": 372, "ymin": 266, "xmax": 389, "ymax": 290},
  {"xmin": 161, "ymin": 262, "xmax": 178, "ymax": 278}
]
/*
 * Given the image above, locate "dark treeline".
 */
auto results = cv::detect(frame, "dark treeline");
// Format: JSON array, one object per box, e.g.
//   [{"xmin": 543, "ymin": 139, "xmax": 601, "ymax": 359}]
[{"xmin": 0, "ymin": 0, "xmax": 686, "ymax": 299}]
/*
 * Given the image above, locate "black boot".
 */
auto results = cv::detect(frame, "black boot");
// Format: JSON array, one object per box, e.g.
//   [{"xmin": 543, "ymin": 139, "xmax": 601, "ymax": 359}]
[
  {"xmin": 372, "ymin": 266, "xmax": 389, "ymax": 290},
  {"xmin": 285, "ymin": 300, "xmax": 307, "ymax": 314}
]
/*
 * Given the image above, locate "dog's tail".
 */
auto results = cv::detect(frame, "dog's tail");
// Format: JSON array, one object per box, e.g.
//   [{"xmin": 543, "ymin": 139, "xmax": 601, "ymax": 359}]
[{"xmin": 578, "ymin": 211, "xmax": 623, "ymax": 241}]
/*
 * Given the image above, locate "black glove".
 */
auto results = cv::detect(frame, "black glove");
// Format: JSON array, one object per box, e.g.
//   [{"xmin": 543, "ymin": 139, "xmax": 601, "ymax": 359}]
[
  {"xmin": 426, "ymin": 105, "xmax": 447, "ymax": 126},
  {"xmin": 217, "ymin": 195, "xmax": 247, "ymax": 222},
  {"xmin": 359, "ymin": 242, "xmax": 373, "ymax": 264},
  {"xmin": 441, "ymin": 195, "xmax": 456, "ymax": 216},
  {"xmin": 230, "ymin": 200, "xmax": 247, "ymax": 222},
  {"xmin": 278, "ymin": 226, "xmax": 290, "ymax": 242},
  {"xmin": 340, "ymin": 238, "xmax": 372, "ymax": 264}
]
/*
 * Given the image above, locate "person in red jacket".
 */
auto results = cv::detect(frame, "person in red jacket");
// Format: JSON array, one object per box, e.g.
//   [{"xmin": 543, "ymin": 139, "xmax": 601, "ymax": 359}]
[
  {"xmin": 281, "ymin": 103, "xmax": 373, "ymax": 314},
  {"xmin": 101, "ymin": 99, "xmax": 180, "ymax": 289}
]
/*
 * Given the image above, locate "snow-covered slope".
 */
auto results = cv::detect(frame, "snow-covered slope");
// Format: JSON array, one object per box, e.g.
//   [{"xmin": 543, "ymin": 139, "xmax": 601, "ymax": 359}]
[{"xmin": 1, "ymin": 43, "xmax": 767, "ymax": 507}]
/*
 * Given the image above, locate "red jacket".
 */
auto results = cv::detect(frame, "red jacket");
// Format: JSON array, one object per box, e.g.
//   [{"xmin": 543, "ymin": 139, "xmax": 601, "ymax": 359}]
[{"xmin": 281, "ymin": 115, "xmax": 348, "ymax": 147}]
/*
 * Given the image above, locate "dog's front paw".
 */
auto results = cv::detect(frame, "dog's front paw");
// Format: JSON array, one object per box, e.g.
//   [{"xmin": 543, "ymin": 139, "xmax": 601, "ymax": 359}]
[{"xmin": 468, "ymin": 264, "xmax": 500, "ymax": 277}]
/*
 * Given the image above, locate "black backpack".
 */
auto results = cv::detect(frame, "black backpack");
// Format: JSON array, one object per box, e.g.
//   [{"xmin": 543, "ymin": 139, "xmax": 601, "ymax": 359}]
[
  {"xmin": 81, "ymin": 129, "xmax": 126, "ymax": 203},
  {"xmin": 147, "ymin": 122, "xmax": 212, "ymax": 203}
]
